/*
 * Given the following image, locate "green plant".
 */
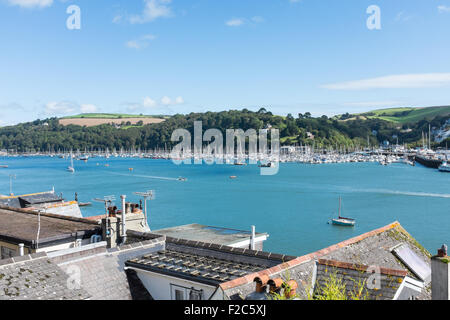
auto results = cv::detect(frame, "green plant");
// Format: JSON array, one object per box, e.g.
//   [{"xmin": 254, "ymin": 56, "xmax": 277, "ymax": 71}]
[
  {"xmin": 309, "ymin": 268, "xmax": 369, "ymax": 300},
  {"xmin": 268, "ymin": 269, "xmax": 302, "ymax": 300}
]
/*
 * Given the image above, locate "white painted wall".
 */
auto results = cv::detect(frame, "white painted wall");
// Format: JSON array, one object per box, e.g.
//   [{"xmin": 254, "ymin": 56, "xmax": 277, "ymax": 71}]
[
  {"xmin": 36, "ymin": 238, "xmax": 92, "ymax": 253},
  {"xmin": 129, "ymin": 267, "xmax": 218, "ymax": 300}
]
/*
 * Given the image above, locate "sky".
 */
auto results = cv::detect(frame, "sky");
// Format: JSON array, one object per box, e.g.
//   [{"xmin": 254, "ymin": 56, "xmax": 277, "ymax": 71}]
[{"xmin": 1, "ymin": 0, "xmax": 450, "ymax": 125}]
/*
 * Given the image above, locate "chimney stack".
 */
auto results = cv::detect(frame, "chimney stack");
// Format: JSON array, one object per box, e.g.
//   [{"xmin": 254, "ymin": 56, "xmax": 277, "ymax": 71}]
[{"xmin": 432, "ymin": 244, "xmax": 450, "ymax": 300}]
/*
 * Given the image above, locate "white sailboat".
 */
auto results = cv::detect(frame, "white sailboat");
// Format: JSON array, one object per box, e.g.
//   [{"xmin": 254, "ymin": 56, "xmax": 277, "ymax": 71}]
[
  {"xmin": 67, "ymin": 151, "xmax": 75, "ymax": 173},
  {"xmin": 330, "ymin": 197, "xmax": 355, "ymax": 226}
]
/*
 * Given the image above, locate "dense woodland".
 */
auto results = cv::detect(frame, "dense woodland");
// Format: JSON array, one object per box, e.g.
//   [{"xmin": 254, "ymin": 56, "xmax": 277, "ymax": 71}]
[{"xmin": 0, "ymin": 109, "xmax": 448, "ymax": 152}]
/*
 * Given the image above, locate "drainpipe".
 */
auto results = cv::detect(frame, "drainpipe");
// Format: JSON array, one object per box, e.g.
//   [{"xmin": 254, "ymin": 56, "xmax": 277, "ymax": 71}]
[
  {"xmin": 18, "ymin": 243, "xmax": 24, "ymax": 256},
  {"xmin": 250, "ymin": 225, "xmax": 256, "ymax": 250},
  {"xmin": 121, "ymin": 195, "xmax": 127, "ymax": 244}
]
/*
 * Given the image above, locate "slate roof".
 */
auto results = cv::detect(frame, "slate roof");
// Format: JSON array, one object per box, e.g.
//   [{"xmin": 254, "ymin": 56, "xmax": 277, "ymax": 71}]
[
  {"xmin": 0, "ymin": 191, "xmax": 62, "ymax": 208},
  {"xmin": 153, "ymin": 224, "xmax": 268, "ymax": 247},
  {"xmin": 125, "ymin": 230, "xmax": 293, "ymax": 287},
  {"xmin": 314, "ymin": 259, "xmax": 407, "ymax": 300},
  {"xmin": 0, "ymin": 206, "xmax": 100, "ymax": 248},
  {"xmin": 220, "ymin": 221, "xmax": 432, "ymax": 300},
  {"xmin": 0, "ymin": 253, "xmax": 90, "ymax": 300},
  {"xmin": 54, "ymin": 237, "xmax": 165, "ymax": 300},
  {"xmin": 126, "ymin": 249, "xmax": 268, "ymax": 286}
]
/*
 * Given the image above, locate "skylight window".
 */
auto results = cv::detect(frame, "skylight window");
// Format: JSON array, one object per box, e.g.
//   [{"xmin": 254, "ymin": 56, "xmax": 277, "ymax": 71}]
[{"xmin": 392, "ymin": 244, "xmax": 431, "ymax": 283}]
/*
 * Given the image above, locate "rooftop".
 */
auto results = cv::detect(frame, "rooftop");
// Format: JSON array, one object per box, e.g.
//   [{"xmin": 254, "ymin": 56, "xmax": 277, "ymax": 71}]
[
  {"xmin": 125, "ymin": 229, "xmax": 293, "ymax": 287},
  {"xmin": 0, "ymin": 236, "xmax": 166, "ymax": 300},
  {"xmin": 0, "ymin": 252, "xmax": 90, "ymax": 300},
  {"xmin": 152, "ymin": 224, "xmax": 268, "ymax": 247},
  {"xmin": 0, "ymin": 191, "xmax": 61, "ymax": 208},
  {"xmin": 0, "ymin": 206, "xmax": 100, "ymax": 248},
  {"xmin": 314, "ymin": 259, "xmax": 407, "ymax": 300},
  {"xmin": 220, "ymin": 221, "xmax": 432, "ymax": 300},
  {"xmin": 127, "ymin": 249, "xmax": 268, "ymax": 286}
]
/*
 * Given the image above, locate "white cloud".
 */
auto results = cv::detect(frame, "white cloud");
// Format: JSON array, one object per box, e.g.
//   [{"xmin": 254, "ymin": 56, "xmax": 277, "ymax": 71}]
[
  {"xmin": 44, "ymin": 101, "xmax": 78, "ymax": 115},
  {"xmin": 251, "ymin": 16, "xmax": 264, "ymax": 23},
  {"xmin": 161, "ymin": 96, "xmax": 172, "ymax": 105},
  {"xmin": 438, "ymin": 5, "xmax": 450, "ymax": 13},
  {"xmin": 125, "ymin": 96, "xmax": 184, "ymax": 112},
  {"xmin": 126, "ymin": 34, "xmax": 156, "ymax": 49},
  {"xmin": 174, "ymin": 96, "xmax": 184, "ymax": 104},
  {"xmin": 321, "ymin": 73, "xmax": 450, "ymax": 90},
  {"xmin": 129, "ymin": 0, "xmax": 173, "ymax": 24},
  {"xmin": 143, "ymin": 97, "xmax": 157, "ymax": 108},
  {"xmin": 225, "ymin": 16, "xmax": 264, "ymax": 27},
  {"xmin": 395, "ymin": 11, "xmax": 414, "ymax": 22},
  {"xmin": 161, "ymin": 96, "xmax": 184, "ymax": 106},
  {"xmin": 226, "ymin": 18, "xmax": 245, "ymax": 27},
  {"xmin": 44, "ymin": 101, "xmax": 99, "ymax": 115},
  {"xmin": 80, "ymin": 104, "xmax": 98, "ymax": 113},
  {"xmin": 112, "ymin": 15, "xmax": 123, "ymax": 24},
  {"xmin": 7, "ymin": 0, "xmax": 52, "ymax": 8}
]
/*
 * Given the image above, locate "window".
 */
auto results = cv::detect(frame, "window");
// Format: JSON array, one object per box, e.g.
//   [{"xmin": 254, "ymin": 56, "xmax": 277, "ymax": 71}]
[
  {"xmin": 1, "ymin": 246, "xmax": 16, "ymax": 259},
  {"xmin": 392, "ymin": 244, "xmax": 431, "ymax": 282},
  {"xmin": 171, "ymin": 284, "xmax": 203, "ymax": 300},
  {"xmin": 189, "ymin": 288, "xmax": 203, "ymax": 300},
  {"xmin": 175, "ymin": 289, "xmax": 184, "ymax": 300}
]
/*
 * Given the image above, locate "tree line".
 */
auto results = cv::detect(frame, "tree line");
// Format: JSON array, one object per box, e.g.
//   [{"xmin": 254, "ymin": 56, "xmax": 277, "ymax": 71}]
[{"xmin": 0, "ymin": 109, "xmax": 448, "ymax": 152}]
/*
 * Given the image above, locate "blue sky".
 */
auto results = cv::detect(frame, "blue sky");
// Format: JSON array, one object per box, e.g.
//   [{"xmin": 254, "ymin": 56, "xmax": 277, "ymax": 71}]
[{"xmin": 1, "ymin": 0, "xmax": 450, "ymax": 125}]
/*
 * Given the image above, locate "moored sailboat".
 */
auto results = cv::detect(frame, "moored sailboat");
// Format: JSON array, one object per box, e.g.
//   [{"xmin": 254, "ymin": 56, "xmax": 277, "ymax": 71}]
[
  {"xmin": 67, "ymin": 151, "xmax": 75, "ymax": 173},
  {"xmin": 330, "ymin": 197, "xmax": 355, "ymax": 226}
]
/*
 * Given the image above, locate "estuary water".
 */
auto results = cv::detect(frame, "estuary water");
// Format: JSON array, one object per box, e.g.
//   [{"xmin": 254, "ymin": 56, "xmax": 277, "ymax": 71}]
[{"xmin": 0, "ymin": 156, "xmax": 449, "ymax": 256}]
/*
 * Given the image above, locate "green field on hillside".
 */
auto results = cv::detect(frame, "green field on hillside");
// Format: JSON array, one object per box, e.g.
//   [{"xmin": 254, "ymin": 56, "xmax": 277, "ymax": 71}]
[
  {"xmin": 61, "ymin": 113, "xmax": 166, "ymax": 119},
  {"xmin": 358, "ymin": 106, "xmax": 450, "ymax": 124}
]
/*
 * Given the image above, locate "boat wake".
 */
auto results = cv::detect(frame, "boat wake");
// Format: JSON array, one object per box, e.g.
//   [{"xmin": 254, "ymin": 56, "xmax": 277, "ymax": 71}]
[
  {"xmin": 356, "ymin": 188, "xmax": 450, "ymax": 199},
  {"xmin": 108, "ymin": 172, "xmax": 181, "ymax": 182}
]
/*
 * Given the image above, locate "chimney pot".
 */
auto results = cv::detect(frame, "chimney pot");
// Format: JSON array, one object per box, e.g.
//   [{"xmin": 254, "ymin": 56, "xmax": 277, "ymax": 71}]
[
  {"xmin": 253, "ymin": 275, "xmax": 270, "ymax": 293},
  {"xmin": 438, "ymin": 244, "xmax": 448, "ymax": 257},
  {"xmin": 268, "ymin": 278, "xmax": 283, "ymax": 293},
  {"xmin": 282, "ymin": 280, "xmax": 298, "ymax": 299}
]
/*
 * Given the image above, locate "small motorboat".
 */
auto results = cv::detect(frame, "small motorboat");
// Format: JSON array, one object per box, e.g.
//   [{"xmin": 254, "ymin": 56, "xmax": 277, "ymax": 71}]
[
  {"xmin": 330, "ymin": 197, "xmax": 355, "ymax": 227},
  {"xmin": 258, "ymin": 162, "xmax": 274, "ymax": 168},
  {"xmin": 0, "ymin": 165, "xmax": 8, "ymax": 168},
  {"xmin": 177, "ymin": 177, "xmax": 187, "ymax": 181},
  {"xmin": 78, "ymin": 202, "xmax": 92, "ymax": 207},
  {"xmin": 229, "ymin": 176, "xmax": 237, "ymax": 179},
  {"xmin": 438, "ymin": 162, "xmax": 450, "ymax": 173}
]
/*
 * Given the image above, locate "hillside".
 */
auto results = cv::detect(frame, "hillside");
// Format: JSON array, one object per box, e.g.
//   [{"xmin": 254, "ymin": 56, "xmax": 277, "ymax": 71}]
[
  {"xmin": 356, "ymin": 106, "xmax": 450, "ymax": 124},
  {"xmin": 0, "ymin": 109, "xmax": 448, "ymax": 152}
]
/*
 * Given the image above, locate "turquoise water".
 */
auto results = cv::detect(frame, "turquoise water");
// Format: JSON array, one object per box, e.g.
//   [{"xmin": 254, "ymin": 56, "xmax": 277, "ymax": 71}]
[{"xmin": 0, "ymin": 156, "xmax": 449, "ymax": 256}]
